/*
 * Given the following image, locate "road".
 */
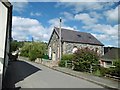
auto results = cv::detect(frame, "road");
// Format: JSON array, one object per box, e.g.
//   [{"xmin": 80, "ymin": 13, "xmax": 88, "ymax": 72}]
[{"xmin": 3, "ymin": 59, "xmax": 109, "ymax": 88}]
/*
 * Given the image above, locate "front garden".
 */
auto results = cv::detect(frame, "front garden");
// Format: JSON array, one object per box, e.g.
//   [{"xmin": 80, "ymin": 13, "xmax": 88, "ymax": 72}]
[{"xmin": 59, "ymin": 47, "xmax": 120, "ymax": 79}]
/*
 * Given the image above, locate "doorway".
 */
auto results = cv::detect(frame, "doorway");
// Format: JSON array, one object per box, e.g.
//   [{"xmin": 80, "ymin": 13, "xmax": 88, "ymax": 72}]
[{"xmin": 52, "ymin": 52, "xmax": 56, "ymax": 61}]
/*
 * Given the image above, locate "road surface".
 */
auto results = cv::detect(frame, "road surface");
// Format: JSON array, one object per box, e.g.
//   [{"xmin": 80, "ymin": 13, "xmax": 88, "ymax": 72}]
[{"xmin": 3, "ymin": 59, "xmax": 109, "ymax": 89}]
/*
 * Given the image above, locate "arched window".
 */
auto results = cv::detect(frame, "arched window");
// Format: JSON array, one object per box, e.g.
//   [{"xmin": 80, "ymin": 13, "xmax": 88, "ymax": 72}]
[{"xmin": 72, "ymin": 46, "xmax": 78, "ymax": 53}]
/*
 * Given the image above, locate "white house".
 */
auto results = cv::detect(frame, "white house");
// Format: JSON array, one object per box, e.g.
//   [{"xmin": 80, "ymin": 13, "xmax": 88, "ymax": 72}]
[{"xmin": 0, "ymin": 1, "xmax": 12, "ymax": 89}]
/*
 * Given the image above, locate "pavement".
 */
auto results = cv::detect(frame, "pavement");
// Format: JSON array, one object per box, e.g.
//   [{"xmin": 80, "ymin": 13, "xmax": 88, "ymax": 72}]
[
  {"xmin": 51, "ymin": 67, "xmax": 120, "ymax": 90},
  {"xmin": 2, "ymin": 59, "xmax": 111, "ymax": 89}
]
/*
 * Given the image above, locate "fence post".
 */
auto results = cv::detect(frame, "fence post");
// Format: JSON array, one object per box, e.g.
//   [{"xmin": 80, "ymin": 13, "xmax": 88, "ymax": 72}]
[
  {"xmin": 72, "ymin": 61, "xmax": 74, "ymax": 70},
  {"xmin": 90, "ymin": 64, "xmax": 92, "ymax": 73},
  {"xmin": 65, "ymin": 60, "xmax": 67, "ymax": 68}
]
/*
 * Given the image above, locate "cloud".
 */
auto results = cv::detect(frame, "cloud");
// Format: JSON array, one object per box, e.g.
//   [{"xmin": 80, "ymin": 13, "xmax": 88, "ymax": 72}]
[
  {"xmin": 55, "ymin": 2, "xmax": 116, "ymax": 13},
  {"xmin": 83, "ymin": 24, "xmax": 118, "ymax": 35},
  {"xmin": 104, "ymin": 5, "xmax": 119, "ymax": 22},
  {"xmin": 83, "ymin": 24, "xmax": 118, "ymax": 47},
  {"xmin": 74, "ymin": 13, "xmax": 98, "ymax": 25},
  {"xmin": 10, "ymin": 1, "xmax": 28, "ymax": 13},
  {"xmin": 60, "ymin": 12, "xmax": 74, "ymax": 20},
  {"xmin": 89, "ymin": 11, "xmax": 102, "ymax": 20},
  {"xmin": 12, "ymin": 16, "xmax": 48, "ymax": 41},
  {"xmin": 12, "ymin": 16, "xmax": 78, "ymax": 42},
  {"xmin": 30, "ymin": 12, "xmax": 42, "ymax": 16},
  {"xmin": 92, "ymin": 33, "xmax": 118, "ymax": 47},
  {"xmin": 48, "ymin": 18, "xmax": 78, "ymax": 30}
]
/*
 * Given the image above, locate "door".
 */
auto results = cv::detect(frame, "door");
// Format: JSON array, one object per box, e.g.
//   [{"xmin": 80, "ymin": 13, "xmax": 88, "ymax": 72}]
[
  {"xmin": 52, "ymin": 52, "xmax": 56, "ymax": 61},
  {"xmin": 49, "ymin": 47, "xmax": 51, "ymax": 59}
]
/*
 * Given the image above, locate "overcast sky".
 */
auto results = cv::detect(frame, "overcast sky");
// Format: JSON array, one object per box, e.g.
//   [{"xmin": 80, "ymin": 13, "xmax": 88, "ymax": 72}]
[{"xmin": 10, "ymin": 0, "xmax": 119, "ymax": 47}]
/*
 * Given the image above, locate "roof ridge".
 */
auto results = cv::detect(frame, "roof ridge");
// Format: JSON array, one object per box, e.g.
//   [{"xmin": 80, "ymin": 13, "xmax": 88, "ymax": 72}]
[{"xmin": 54, "ymin": 26, "xmax": 90, "ymax": 34}]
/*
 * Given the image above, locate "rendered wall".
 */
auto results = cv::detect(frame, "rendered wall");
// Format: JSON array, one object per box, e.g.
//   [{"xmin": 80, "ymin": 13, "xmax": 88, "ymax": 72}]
[{"xmin": 0, "ymin": 2, "xmax": 8, "ymax": 89}]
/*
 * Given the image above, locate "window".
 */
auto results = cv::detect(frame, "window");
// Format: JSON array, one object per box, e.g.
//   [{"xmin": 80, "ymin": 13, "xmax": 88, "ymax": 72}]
[
  {"xmin": 89, "ymin": 36, "xmax": 92, "ymax": 39},
  {"xmin": 77, "ymin": 35, "xmax": 81, "ymax": 37},
  {"xmin": 72, "ymin": 46, "xmax": 78, "ymax": 53}
]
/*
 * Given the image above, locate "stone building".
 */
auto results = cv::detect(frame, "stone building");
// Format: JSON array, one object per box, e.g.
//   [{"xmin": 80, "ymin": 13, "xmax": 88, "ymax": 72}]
[
  {"xmin": 48, "ymin": 27, "xmax": 104, "ymax": 61},
  {"xmin": 100, "ymin": 47, "xmax": 120, "ymax": 68}
]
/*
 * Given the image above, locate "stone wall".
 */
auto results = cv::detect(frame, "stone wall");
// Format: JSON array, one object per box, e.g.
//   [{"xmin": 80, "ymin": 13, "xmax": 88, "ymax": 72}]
[
  {"xmin": 48, "ymin": 31, "xmax": 60, "ymax": 60},
  {"xmin": 35, "ymin": 58, "xmax": 59, "ymax": 67},
  {"xmin": 63, "ymin": 42, "xmax": 104, "ymax": 56},
  {"xmin": 48, "ymin": 31, "xmax": 104, "ymax": 61}
]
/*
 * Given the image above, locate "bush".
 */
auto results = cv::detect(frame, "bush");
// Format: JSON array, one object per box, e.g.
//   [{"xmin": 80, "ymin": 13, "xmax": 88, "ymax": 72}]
[
  {"xmin": 61, "ymin": 54, "xmax": 74, "ymax": 60},
  {"xmin": 108, "ymin": 60, "xmax": 120, "ymax": 77},
  {"xmin": 93, "ymin": 69, "xmax": 101, "ymax": 77},
  {"xmin": 58, "ymin": 60, "xmax": 66, "ymax": 67},
  {"xmin": 72, "ymin": 47, "xmax": 99, "ymax": 72},
  {"xmin": 99, "ymin": 67, "xmax": 110, "ymax": 76},
  {"xmin": 29, "ymin": 49, "xmax": 37, "ymax": 61},
  {"xmin": 113, "ymin": 60, "xmax": 120, "ymax": 77},
  {"xmin": 59, "ymin": 54, "xmax": 74, "ymax": 67}
]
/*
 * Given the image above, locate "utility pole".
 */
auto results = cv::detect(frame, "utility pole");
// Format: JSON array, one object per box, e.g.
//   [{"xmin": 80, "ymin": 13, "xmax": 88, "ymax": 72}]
[
  {"xmin": 59, "ymin": 17, "xmax": 62, "ymax": 60},
  {"xmin": 32, "ymin": 36, "xmax": 34, "ymax": 42}
]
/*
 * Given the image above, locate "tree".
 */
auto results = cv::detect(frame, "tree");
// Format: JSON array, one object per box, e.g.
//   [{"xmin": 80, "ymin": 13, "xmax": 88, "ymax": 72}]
[
  {"xmin": 20, "ymin": 42, "xmax": 30, "ymax": 57},
  {"xmin": 20, "ymin": 41, "xmax": 47, "ymax": 61},
  {"xmin": 10, "ymin": 40, "xmax": 24, "ymax": 52}
]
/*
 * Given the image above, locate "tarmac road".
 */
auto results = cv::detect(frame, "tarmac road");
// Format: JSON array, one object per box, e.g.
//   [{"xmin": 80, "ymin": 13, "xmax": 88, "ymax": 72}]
[{"xmin": 3, "ymin": 59, "xmax": 109, "ymax": 89}]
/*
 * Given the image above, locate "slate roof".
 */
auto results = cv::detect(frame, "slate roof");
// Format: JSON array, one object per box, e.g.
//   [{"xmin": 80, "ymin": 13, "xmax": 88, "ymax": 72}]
[
  {"xmin": 54, "ymin": 27, "xmax": 104, "ymax": 46},
  {"xmin": 101, "ymin": 48, "xmax": 120, "ymax": 61}
]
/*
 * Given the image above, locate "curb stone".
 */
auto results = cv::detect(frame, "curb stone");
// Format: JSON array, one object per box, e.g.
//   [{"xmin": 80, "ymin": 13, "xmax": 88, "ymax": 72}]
[
  {"xmin": 51, "ymin": 67, "xmax": 119, "ymax": 90},
  {"xmin": 18, "ymin": 57, "xmax": 119, "ymax": 90}
]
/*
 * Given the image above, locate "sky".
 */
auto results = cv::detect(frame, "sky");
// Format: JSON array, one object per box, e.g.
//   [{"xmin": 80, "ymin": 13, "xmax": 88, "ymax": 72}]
[{"xmin": 9, "ymin": 0, "xmax": 119, "ymax": 47}]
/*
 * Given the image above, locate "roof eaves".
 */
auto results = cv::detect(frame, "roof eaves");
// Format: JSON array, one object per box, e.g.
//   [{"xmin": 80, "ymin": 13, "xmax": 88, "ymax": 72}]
[{"xmin": 63, "ymin": 40, "xmax": 104, "ymax": 46}]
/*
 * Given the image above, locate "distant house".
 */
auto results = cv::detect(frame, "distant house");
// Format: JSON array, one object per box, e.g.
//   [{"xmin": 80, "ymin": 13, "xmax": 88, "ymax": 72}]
[
  {"xmin": 48, "ymin": 27, "xmax": 104, "ymax": 61},
  {"xmin": 100, "ymin": 47, "xmax": 120, "ymax": 68}
]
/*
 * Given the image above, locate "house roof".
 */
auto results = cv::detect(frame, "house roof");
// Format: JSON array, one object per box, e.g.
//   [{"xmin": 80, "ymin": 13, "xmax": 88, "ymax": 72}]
[
  {"xmin": 54, "ymin": 27, "xmax": 104, "ymax": 46},
  {"xmin": 101, "ymin": 47, "xmax": 120, "ymax": 61}
]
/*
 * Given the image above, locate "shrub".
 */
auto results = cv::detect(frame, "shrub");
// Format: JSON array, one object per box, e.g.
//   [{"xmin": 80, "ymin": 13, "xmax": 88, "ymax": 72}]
[
  {"xmin": 72, "ymin": 47, "xmax": 99, "ymax": 72},
  {"xmin": 61, "ymin": 54, "xmax": 74, "ymax": 60},
  {"xmin": 58, "ymin": 60, "xmax": 66, "ymax": 67},
  {"xmin": 99, "ymin": 67, "xmax": 110, "ymax": 76},
  {"xmin": 108, "ymin": 60, "xmax": 120, "ymax": 77},
  {"xmin": 93, "ymin": 69, "xmax": 101, "ymax": 77},
  {"xmin": 29, "ymin": 49, "xmax": 37, "ymax": 61},
  {"xmin": 59, "ymin": 54, "xmax": 74, "ymax": 67}
]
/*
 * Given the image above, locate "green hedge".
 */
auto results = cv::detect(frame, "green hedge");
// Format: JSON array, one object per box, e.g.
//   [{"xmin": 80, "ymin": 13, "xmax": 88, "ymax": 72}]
[{"xmin": 59, "ymin": 54, "xmax": 74, "ymax": 67}]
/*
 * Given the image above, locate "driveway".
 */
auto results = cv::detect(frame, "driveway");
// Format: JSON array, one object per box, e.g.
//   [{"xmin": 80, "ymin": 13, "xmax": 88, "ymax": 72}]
[{"xmin": 3, "ymin": 59, "xmax": 109, "ymax": 89}]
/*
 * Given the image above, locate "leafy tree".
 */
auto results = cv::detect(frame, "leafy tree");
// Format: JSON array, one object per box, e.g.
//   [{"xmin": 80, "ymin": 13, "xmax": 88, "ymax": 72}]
[
  {"xmin": 10, "ymin": 40, "xmax": 23, "ymax": 52},
  {"xmin": 20, "ymin": 42, "xmax": 30, "ymax": 57},
  {"xmin": 20, "ymin": 42, "xmax": 47, "ymax": 61}
]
